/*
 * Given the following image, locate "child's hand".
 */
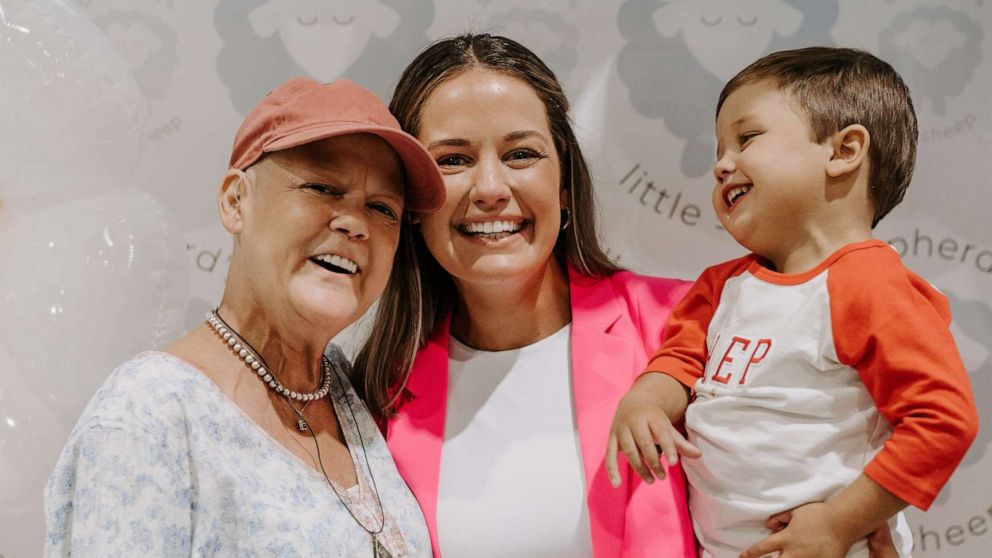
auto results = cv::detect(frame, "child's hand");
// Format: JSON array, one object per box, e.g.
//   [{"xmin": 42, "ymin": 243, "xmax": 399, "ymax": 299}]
[
  {"xmin": 739, "ymin": 503, "xmax": 854, "ymax": 558},
  {"xmin": 866, "ymin": 522, "xmax": 899, "ymax": 558},
  {"xmin": 605, "ymin": 380, "xmax": 701, "ymax": 488}
]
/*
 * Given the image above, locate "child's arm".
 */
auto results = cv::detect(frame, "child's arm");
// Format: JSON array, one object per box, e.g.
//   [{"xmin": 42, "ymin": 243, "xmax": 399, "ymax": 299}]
[
  {"xmin": 605, "ymin": 372, "xmax": 700, "ymax": 487},
  {"xmin": 604, "ymin": 260, "xmax": 747, "ymax": 487},
  {"xmin": 829, "ymin": 249, "xmax": 978, "ymax": 510},
  {"xmin": 740, "ymin": 475, "xmax": 906, "ymax": 558}
]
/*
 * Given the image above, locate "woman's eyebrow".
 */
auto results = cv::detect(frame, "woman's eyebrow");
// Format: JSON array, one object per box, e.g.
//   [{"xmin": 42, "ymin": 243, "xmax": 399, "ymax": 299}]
[
  {"xmin": 426, "ymin": 138, "xmax": 470, "ymax": 150},
  {"xmin": 504, "ymin": 130, "xmax": 547, "ymax": 142}
]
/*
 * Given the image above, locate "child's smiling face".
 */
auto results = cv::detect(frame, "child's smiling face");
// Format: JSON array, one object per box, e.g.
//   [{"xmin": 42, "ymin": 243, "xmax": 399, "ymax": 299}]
[{"xmin": 712, "ymin": 79, "xmax": 835, "ymax": 267}]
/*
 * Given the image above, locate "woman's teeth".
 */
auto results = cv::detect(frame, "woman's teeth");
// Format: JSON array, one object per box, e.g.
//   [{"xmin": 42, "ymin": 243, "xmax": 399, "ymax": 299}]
[
  {"xmin": 312, "ymin": 253, "xmax": 358, "ymax": 274},
  {"xmin": 460, "ymin": 220, "xmax": 525, "ymax": 240},
  {"xmin": 462, "ymin": 220, "xmax": 523, "ymax": 234}
]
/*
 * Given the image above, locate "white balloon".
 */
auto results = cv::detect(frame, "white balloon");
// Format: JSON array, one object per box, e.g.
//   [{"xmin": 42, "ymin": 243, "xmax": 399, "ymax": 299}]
[
  {"xmin": 0, "ymin": 189, "xmax": 189, "ymax": 428},
  {"xmin": 0, "ymin": 343, "xmax": 68, "ymax": 558},
  {"xmin": 0, "ymin": 0, "xmax": 146, "ymax": 207}
]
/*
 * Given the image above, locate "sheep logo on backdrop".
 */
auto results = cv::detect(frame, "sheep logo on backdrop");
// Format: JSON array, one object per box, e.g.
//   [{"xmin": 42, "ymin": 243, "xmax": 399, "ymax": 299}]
[
  {"xmin": 79, "ymin": 2, "xmax": 184, "ymax": 144},
  {"xmin": 616, "ymin": 0, "xmax": 838, "ymax": 178},
  {"xmin": 486, "ymin": 8, "xmax": 579, "ymax": 83},
  {"xmin": 878, "ymin": 6, "xmax": 982, "ymax": 118},
  {"xmin": 92, "ymin": 10, "xmax": 179, "ymax": 101},
  {"xmin": 216, "ymin": 0, "xmax": 434, "ymax": 114}
]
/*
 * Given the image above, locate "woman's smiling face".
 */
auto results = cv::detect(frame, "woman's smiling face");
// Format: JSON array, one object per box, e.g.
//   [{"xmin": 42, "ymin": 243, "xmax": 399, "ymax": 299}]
[
  {"xmin": 415, "ymin": 69, "xmax": 564, "ymax": 288},
  {"xmin": 234, "ymin": 134, "xmax": 405, "ymax": 330}
]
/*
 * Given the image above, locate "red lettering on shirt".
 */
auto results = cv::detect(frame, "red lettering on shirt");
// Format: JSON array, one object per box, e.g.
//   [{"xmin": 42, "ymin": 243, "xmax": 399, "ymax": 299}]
[
  {"xmin": 739, "ymin": 338, "xmax": 772, "ymax": 384},
  {"xmin": 711, "ymin": 336, "xmax": 751, "ymax": 384}
]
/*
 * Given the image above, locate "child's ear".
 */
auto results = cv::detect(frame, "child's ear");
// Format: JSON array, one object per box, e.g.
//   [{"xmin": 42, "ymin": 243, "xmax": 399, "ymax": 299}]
[
  {"xmin": 826, "ymin": 124, "xmax": 870, "ymax": 178},
  {"xmin": 219, "ymin": 169, "xmax": 247, "ymax": 234}
]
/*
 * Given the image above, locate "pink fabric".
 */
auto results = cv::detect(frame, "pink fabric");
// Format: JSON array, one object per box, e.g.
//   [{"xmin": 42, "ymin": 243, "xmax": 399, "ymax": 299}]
[{"xmin": 386, "ymin": 269, "xmax": 698, "ymax": 557}]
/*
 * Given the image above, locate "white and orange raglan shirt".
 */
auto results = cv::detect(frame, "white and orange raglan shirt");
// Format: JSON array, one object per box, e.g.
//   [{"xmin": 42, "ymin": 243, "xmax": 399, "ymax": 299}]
[{"xmin": 644, "ymin": 240, "xmax": 978, "ymax": 558}]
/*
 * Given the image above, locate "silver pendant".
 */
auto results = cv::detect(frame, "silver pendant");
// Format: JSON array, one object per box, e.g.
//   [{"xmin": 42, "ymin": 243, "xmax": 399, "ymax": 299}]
[
  {"xmin": 297, "ymin": 416, "xmax": 309, "ymax": 432},
  {"xmin": 373, "ymin": 534, "xmax": 391, "ymax": 558}
]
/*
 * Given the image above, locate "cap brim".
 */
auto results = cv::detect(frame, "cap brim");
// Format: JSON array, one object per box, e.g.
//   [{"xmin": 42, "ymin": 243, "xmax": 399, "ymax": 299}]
[{"xmin": 264, "ymin": 123, "xmax": 445, "ymax": 213}]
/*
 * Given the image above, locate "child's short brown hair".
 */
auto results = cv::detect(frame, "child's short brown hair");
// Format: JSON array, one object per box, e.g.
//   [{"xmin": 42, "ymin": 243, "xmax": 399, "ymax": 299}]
[{"xmin": 717, "ymin": 47, "xmax": 918, "ymax": 227}]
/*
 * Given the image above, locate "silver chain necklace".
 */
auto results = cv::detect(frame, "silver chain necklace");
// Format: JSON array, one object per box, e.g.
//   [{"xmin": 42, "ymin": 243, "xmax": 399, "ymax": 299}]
[{"xmin": 204, "ymin": 309, "xmax": 390, "ymax": 556}]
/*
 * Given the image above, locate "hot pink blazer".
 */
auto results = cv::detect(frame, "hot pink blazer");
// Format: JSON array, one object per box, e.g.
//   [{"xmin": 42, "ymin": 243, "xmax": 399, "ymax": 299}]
[{"xmin": 386, "ymin": 268, "xmax": 698, "ymax": 557}]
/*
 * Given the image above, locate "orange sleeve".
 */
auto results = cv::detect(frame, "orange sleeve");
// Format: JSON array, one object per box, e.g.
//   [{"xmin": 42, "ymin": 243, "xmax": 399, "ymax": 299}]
[
  {"xmin": 642, "ymin": 257, "xmax": 752, "ymax": 388},
  {"xmin": 828, "ymin": 247, "xmax": 979, "ymax": 510}
]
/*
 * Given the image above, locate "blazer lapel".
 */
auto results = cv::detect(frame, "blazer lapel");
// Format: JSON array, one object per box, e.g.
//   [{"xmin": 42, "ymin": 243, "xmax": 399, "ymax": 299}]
[
  {"xmin": 386, "ymin": 315, "xmax": 451, "ymax": 558},
  {"xmin": 389, "ymin": 273, "xmax": 642, "ymax": 557},
  {"xmin": 569, "ymin": 269, "xmax": 637, "ymax": 557}
]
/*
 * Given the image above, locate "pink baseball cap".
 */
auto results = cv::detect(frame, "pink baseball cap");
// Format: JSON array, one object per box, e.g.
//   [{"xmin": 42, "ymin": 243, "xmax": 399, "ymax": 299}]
[{"xmin": 229, "ymin": 77, "xmax": 445, "ymax": 212}]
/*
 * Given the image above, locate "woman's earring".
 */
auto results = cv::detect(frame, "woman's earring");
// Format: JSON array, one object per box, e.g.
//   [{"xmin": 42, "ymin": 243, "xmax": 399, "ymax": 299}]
[{"xmin": 560, "ymin": 207, "xmax": 571, "ymax": 230}]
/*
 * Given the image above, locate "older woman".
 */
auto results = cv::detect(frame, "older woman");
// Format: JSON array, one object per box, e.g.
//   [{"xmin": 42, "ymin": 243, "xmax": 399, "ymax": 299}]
[
  {"xmin": 352, "ymin": 34, "xmax": 697, "ymax": 558},
  {"xmin": 44, "ymin": 77, "xmax": 443, "ymax": 557}
]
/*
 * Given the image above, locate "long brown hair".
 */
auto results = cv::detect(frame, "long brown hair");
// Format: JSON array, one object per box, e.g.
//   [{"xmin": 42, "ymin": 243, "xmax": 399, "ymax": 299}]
[{"xmin": 353, "ymin": 33, "xmax": 620, "ymax": 418}]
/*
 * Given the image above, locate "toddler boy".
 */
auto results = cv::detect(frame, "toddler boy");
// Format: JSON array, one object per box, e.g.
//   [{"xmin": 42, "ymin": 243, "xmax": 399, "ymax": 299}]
[{"xmin": 606, "ymin": 47, "xmax": 978, "ymax": 558}]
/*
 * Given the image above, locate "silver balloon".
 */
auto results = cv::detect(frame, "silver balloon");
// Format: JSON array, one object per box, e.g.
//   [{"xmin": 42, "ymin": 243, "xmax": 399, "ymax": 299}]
[
  {"xmin": 0, "ymin": 189, "xmax": 189, "ymax": 428},
  {"xmin": 0, "ymin": 0, "xmax": 146, "ymax": 208},
  {"xmin": 0, "ymin": 3, "xmax": 185, "ymax": 553},
  {"xmin": 0, "ymin": 343, "xmax": 68, "ymax": 558}
]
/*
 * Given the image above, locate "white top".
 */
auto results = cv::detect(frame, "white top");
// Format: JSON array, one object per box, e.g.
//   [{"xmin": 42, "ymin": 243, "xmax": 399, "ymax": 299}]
[
  {"xmin": 436, "ymin": 324, "xmax": 593, "ymax": 558},
  {"xmin": 45, "ymin": 348, "xmax": 431, "ymax": 557}
]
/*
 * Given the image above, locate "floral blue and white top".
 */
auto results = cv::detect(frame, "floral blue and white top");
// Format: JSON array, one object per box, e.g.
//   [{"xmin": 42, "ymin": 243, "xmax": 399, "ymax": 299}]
[{"xmin": 44, "ymin": 348, "xmax": 430, "ymax": 557}]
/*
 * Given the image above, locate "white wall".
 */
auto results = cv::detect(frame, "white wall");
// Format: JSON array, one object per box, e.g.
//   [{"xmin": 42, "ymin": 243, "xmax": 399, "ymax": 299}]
[{"xmin": 1, "ymin": 1, "xmax": 989, "ymax": 556}]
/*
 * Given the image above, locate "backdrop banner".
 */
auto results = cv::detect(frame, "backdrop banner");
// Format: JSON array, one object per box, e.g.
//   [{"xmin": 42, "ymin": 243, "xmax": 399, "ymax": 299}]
[{"xmin": 1, "ymin": 1, "xmax": 988, "ymax": 556}]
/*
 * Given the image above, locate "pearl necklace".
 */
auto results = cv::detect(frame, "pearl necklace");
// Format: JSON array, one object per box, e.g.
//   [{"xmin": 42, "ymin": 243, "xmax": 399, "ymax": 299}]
[
  {"xmin": 206, "ymin": 309, "xmax": 391, "ymax": 556},
  {"xmin": 205, "ymin": 309, "xmax": 332, "ymax": 430}
]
